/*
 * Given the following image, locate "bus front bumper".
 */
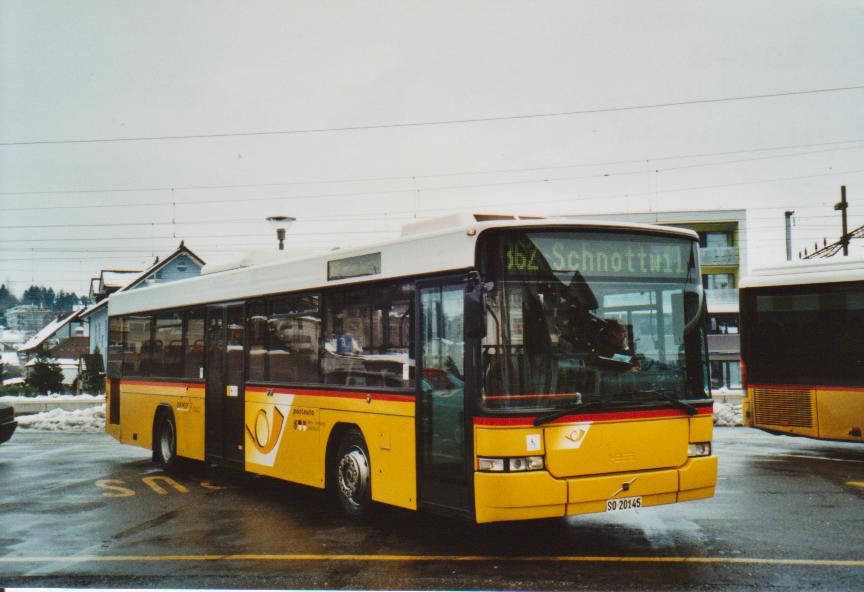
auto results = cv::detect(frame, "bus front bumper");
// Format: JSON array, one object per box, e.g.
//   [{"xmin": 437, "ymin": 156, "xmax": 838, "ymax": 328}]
[{"xmin": 474, "ymin": 455, "xmax": 717, "ymax": 523}]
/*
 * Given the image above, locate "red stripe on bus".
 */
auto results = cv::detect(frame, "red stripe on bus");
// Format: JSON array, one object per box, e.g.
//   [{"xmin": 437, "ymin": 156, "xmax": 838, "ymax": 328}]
[
  {"xmin": 119, "ymin": 380, "xmax": 412, "ymax": 403},
  {"xmin": 121, "ymin": 379, "xmax": 202, "ymax": 388},
  {"xmin": 474, "ymin": 405, "xmax": 712, "ymax": 427},
  {"xmin": 484, "ymin": 393, "xmax": 584, "ymax": 400},
  {"xmin": 245, "ymin": 385, "xmax": 414, "ymax": 403},
  {"xmin": 748, "ymin": 383, "xmax": 864, "ymax": 393}
]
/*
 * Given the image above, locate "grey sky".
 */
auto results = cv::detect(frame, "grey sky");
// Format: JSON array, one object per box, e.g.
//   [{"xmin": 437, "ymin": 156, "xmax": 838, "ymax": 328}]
[{"xmin": 2, "ymin": 0, "xmax": 864, "ymax": 296}]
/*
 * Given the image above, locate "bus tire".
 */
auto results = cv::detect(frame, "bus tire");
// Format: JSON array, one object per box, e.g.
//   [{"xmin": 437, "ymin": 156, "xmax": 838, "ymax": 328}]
[
  {"xmin": 334, "ymin": 428, "xmax": 372, "ymax": 517},
  {"xmin": 154, "ymin": 410, "xmax": 180, "ymax": 473}
]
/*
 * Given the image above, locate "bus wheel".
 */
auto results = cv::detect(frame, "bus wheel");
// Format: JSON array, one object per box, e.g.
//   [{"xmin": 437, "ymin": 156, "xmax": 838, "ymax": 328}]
[
  {"xmin": 155, "ymin": 411, "xmax": 180, "ymax": 472},
  {"xmin": 334, "ymin": 429, "xmax": 371, "ymax": 517}
]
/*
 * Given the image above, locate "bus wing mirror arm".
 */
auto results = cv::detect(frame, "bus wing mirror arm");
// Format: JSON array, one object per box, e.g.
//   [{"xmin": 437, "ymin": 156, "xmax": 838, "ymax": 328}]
[{"xmin": 466, "ymin": 272, "xmax": 491, "ymax": 340}]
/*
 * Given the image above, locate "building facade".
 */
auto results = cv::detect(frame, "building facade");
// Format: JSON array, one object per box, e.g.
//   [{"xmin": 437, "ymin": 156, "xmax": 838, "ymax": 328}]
[
  {"xmin": 565, "ymin": 209, "xmax": 746, "ymax": 390},
  {"xmin": 5, "ymin": 305, "xmax": 56, "ymax": 334}
]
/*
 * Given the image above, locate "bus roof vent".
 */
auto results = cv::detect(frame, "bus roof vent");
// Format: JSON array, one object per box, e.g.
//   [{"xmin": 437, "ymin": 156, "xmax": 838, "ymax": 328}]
[
  {"xmin": 200, "ymin": 249, "xmax": 322, "ymax": 275},
  {"xmin": 400, "ymin": 213, "xmax": 547, "ymax": 237}
]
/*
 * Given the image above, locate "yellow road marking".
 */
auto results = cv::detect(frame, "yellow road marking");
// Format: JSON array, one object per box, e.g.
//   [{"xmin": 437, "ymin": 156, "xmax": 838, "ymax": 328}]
[
  {"xmin": 848, "ymin": 481, "xmax": 864, "ymax": 488},
  {"xmin": 95, "ymin": 480, "xmax": 135, "ymax": 498},
  {"xmin": 0, "ymin": 554, "xmax": 862, "ymax": 567},
  {"xmin": 142, "ymin": 476, "xmax": 189, "ymax": 495}
]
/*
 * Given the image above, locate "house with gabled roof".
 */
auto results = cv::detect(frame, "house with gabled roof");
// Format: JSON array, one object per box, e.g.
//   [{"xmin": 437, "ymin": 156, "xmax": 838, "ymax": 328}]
[{"xmin": 79, "ymin": 242, "xmax": 205, "ymax": 371}]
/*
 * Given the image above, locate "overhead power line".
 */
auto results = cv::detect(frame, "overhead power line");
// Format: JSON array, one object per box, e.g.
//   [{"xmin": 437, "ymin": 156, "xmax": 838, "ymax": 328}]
[
  {"xmin": 2, "ymin": 138, "xmax": 862, "ymax": 201},
  {"xmin": 2, "ymin": 84, "xmax": 863, "ymax": 147},
  {"xmin": 2, "ymin": 162, "xmax": 863, "ymax": 230},
  {"xmin": 0, "ymin": 167, "xmax": 862, "ymax": 241}
]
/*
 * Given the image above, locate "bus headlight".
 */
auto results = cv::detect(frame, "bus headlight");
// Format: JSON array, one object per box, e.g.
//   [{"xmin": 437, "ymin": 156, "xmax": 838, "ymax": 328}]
[
  {"xmin": 478, "ymin": 457, "xmax": 505, "ymax": 472},
  {"xmin": 478, "ymin": 456, "xmax": 545, "ymax": 472},
  {"xmin": 688, "ymin": 442, "xmax": 711, "ymax": 457}
]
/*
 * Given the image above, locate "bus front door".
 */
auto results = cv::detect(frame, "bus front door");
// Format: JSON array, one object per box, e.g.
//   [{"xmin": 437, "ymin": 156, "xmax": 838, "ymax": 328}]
[
  {"xmin": 417, "ymin": 281, "xmax": 472, "ymax": 516},
  {"xmin": 205, "ymin": 303, "xmax": 246, "ymax": 468}
]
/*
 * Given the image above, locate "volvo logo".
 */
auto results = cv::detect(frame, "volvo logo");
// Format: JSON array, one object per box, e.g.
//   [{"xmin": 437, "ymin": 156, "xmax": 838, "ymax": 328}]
[{"xmin": 610, "ymin": 477, "xmax": 637, "ymax": 498}]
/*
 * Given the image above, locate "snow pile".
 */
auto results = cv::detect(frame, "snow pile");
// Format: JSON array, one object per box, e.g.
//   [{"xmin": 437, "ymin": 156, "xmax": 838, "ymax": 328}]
[
  {"xmin": 16, "ymin": 405, "xmax": 105, "ymax": 432},
  {"xmin": 713, "ymin": 401, "xmax": 743, "ymax": 426},
  {"xmin": 712, "ymin": 386, "xmax": 744, "ymax": 395},
  {"xmin": 0, "ymin": 393, "xmax": 104, "ymax": 404}
]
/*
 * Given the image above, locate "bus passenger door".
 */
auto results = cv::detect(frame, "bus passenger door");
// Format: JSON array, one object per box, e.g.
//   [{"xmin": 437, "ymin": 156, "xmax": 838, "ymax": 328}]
[
  {"xmin": 205, "ymin": 303, "xmax": 246, "ymax": 468},
  {"xmin": 417, "ymin": 281, "xmax": 472, "ymax": 516}
]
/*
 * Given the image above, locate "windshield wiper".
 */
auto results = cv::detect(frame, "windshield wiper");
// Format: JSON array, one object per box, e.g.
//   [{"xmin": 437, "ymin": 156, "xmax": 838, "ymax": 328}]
[
  {"xmin": 627, "ymin": 390, "xmax": 698, "ymax": 416},
  {"xmin": 533, "ymin": 400, "xmax": 627, "ymax": 427}
]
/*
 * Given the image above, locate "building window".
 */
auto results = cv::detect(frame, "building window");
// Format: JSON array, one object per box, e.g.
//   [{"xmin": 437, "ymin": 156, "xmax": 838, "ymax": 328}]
[
  {"xmin": 698, "ymin": 231, "xmax": 733, "ymax": 248},
  {"xmin": 708, "ymin": 314, "xmax": 739, "ymax": 335},
  {"xmin": 710, "ymin": 360, "xmax": 742, "ymax": 390},
  {"xmin": 703, "ymin": 273, "xmax": 735, "ymax": 290}
]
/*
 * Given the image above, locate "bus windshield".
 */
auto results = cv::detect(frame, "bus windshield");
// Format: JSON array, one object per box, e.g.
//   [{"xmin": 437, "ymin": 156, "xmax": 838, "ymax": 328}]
[{"xmin": 479, "ymin": 229, "xmax": 709, "ymax": 412}]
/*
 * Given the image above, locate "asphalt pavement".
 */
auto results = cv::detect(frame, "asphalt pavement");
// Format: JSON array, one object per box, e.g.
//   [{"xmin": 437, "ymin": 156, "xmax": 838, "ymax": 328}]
[{"xmin": 1, "ymin": 428, "xmax": 862, "ymax": 590}]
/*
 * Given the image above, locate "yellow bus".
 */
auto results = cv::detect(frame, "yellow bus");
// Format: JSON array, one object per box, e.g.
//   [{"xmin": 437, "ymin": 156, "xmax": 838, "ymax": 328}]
[
  {"xmin": 740, "ymin": 259, "xmax": 864, "ymax": 443},
  {"xmin": 105, "ymin": 214, "xmax": 717, "ymax": 522}
]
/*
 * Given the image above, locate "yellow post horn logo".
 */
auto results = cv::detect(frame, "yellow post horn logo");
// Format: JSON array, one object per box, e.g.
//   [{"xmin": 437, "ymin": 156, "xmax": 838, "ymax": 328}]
[{"xmin": 246, "ymin": 407, "xmax": 285, "ymax": 454}]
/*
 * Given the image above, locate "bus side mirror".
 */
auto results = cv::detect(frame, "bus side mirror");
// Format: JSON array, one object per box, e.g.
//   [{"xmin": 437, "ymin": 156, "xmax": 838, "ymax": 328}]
[{"xmin": 465, "ymin": 273, "xmax": 490, "ymax": 340}]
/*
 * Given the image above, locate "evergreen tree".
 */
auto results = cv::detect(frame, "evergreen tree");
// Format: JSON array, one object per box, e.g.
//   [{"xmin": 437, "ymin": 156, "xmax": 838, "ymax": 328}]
[
  {"xmin": 14, "ymin": 285, "xmax": 85, "ymax": 312},
  {"xmin": 21, "ymin": 285, "xmax": 41, "ymax": 306},
  {"xmin": 0, "ymin": 284, "xmax": 18, "ymax": 313},
  {"xmin": 55, "ymin": 290, "xmax": 79, "ymax": 313},
  {"xmin": 27, "ymin": 354, "xmax": 65, "ymax": 394},
  {"xmin": 44, "ymin": 287, "xmax": 56, "ymax": 309}
]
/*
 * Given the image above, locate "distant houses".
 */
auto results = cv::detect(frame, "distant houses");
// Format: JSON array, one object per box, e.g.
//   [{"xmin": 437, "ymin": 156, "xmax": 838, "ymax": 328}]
[
  {"xmin": 16, "ymin": 308, "xmax": 90, "ymax": 387},
  {"xmin": 5, "ymin": 305, "xmax": 56, "ymax": 333},
  {"xmin": 0, "ymin": 242, "xmax": 205, "ymax": 393}
]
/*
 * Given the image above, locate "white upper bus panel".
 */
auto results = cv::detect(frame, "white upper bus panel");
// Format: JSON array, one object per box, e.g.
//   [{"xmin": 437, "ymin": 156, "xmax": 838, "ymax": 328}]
[
  {"xmin": 741, "ymin": 257, "xmax": 864, "ymax": 289},
  {"xmin": 108, "ymin": 216, "xmax": 697, "ymax": 317}
]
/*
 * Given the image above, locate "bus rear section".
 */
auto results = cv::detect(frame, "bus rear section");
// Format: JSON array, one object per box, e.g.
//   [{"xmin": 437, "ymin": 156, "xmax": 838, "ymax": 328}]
[
  {"xmin": 471, "ymin": 228, "xmax": 717, "ymax": 522},
  {"xmin": 740, "ymin": 276, "xmax": 864, "ymax": 443}
]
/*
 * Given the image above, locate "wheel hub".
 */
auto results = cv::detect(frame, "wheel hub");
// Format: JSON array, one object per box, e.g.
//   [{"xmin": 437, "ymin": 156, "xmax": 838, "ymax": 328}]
[{"xmin": 338, "ymin": 448, "xmax": 369, "ymax": 504}]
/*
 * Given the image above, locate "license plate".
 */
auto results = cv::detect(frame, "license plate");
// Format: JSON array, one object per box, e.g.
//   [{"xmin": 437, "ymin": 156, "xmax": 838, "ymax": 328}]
[{"xmin": 605, "ymin": 496, "xmax": 642, "ymax": 512}]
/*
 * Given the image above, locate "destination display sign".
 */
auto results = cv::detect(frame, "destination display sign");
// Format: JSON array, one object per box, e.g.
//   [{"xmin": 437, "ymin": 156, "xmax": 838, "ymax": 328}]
[
  {"xmin": 328, "ymin": 252, "xmax": 382, "ymax": 281},
  {"xmin": 498, "ymin": 233, "xmax": 696, "ymax": 281}
]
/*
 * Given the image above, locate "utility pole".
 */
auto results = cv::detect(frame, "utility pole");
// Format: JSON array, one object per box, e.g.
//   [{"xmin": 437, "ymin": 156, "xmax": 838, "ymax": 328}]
[
  {"xmin": 834, "ymin": 185, "xmax": 849, "ymax": 256},
  {"xmin": 784, "ymin": 210, "xmax": 795, "ymax": 261}
]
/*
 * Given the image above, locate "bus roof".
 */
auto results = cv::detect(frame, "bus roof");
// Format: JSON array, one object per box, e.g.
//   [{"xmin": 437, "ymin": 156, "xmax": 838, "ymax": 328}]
[
  {"xmin": 740, "ymin": 257, "xmax": 864, "ymax": 289},
  {"xmin": 108, "ymin": 216, "xmax": 697, "ymax": 316}
]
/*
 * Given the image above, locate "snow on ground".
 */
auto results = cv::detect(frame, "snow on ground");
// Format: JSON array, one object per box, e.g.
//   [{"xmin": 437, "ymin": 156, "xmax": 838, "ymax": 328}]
[
  {"xmin": 714, "ymin": 401, "xmax": 743, "ymax": 427},
  {"xmin": 0, "ymin": 393, "xmax": 104, "ymax": 404},
  {"xmin": 16, "ymin": 405, "xmax": 105, "ymax": 432}
]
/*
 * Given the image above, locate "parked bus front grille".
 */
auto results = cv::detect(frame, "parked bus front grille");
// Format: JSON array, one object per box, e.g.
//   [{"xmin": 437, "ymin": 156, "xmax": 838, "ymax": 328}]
[{"xmin": 752, "ymin": 388, "xmax": 815, "ymax": 428}]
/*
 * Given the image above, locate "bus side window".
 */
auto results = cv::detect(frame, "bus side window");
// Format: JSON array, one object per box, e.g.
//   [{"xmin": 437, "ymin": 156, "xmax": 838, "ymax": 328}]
[
  {"xmin": 323, "ymin": 290, "xmax": 370, "ymax": 386},
  {"xmin": 184, "ymin": 309, "xmax": 205, "ymax": 380},
  {"xmin": 154, "ymin": 311, "xmax": 183, "ymax": 378},
  {"xmin": 323, "ymin": 283, "xmax": 414, "ymax": 389},
  {"xmin": 247, "ymin": 301, "xmax": 268, "ymax": 382},
  {"xmin": 268, "ymin": 293, "xmax": 320, "ymax": 385},
  {"xmin": 123, "ymin": 314, "xmax": 151, "ymax": 377}
]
